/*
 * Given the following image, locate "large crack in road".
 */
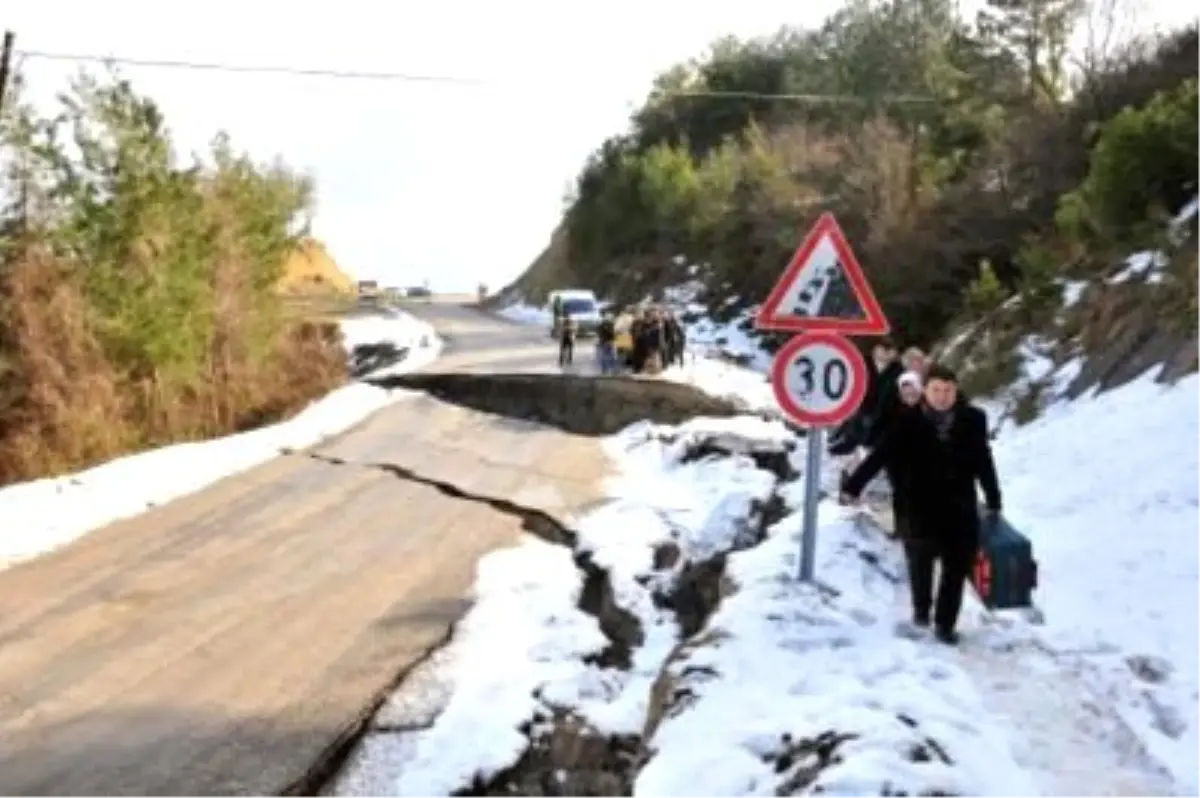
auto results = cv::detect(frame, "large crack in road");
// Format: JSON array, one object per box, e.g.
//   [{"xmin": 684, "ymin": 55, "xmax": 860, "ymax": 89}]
[
  {"xmin": 306, "ymin": 425, "xmax": 799, "ymax": 798},
  {"xmin": 277, "ymin": 448, "xmax": 603, "ymax": 795},
  {"xmin": 288, "ymin": 449, "xmax": 578, "ymax": 548}
]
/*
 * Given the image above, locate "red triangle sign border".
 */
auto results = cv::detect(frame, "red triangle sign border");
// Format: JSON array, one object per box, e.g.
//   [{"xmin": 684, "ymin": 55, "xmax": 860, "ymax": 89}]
[{"xmin": 754, "ymin": 212, "xmax": 891, "ymax": 336}]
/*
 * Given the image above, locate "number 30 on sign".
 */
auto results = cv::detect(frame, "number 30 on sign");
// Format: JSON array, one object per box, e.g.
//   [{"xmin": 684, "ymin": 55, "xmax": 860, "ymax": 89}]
[{"xmin": 770, "ymin": 331, "xmax": 869, "ymax": 428}]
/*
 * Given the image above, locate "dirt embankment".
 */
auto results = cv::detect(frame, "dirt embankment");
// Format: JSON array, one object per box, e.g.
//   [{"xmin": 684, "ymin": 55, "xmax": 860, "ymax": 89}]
[{"xmin": 367, "ymin": 373, "xmax": 746, "ymax": 436}]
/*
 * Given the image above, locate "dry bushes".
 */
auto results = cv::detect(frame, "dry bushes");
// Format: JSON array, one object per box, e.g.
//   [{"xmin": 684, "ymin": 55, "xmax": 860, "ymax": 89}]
[
  {"xmin": 0, "ymin": 243, "xmax": 348, "ymax": 485},
  {"xmin": 0, "ymin": 73, "xmax": 348, "ymax": 485}
]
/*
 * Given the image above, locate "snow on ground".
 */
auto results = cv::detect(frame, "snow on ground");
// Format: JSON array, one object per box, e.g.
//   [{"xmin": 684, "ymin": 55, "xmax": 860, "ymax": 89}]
[
  {"xmin": 334, "ymin": 414, "xmax": 792, "ymax": 796},
  {"xmin": 660, "ymin": 355, "xmax": 777, "ymax": 415},
  {"xmin": 496, "ymin": 300, "xmax": 552, "ymax": 327},
  {"xmin": 339, "ymin": 408, "xmax": 1166, "ymax": 797},
  {"xmin": 0, "ymin": 309, "xmax": 442, "ymax": 570},
  {"xmin": 486, "ymin": 281, "xmax": 1197, "ymax": 794},
  {"xmin": 637, "ymin": 504, "xmax": 1036, "ymax": 798},
  {"xmin": 672, "ymin": 361, "xmax": 1198, "ymax": 794},
  {"xmin": 993, "ymin": 370, "xmax": 1200, "ymax": 791},
  {"xmin": 340, "ymin": 308, "xmax": 443, "ymax": 376}
]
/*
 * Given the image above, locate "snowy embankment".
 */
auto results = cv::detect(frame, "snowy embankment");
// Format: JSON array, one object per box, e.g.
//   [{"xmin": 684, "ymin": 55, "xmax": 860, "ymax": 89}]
[
  {"xmin": 994, "ymin": 370, "xmax": 1199, "ymax": 790},
  {"xmin": 487, "ymin": 286, "xmax": 1190, "ymax": 792},
  {"xmin": 675, "ymin": 336, "xmax": 1198, "ymax": 791},
  {"xmin": 0, "ymin": 309, "xmax": 442, "ymax": 570},
  {"xmin": 334, "ymin": 415, "xmax": 1039, "ymax": 797}
]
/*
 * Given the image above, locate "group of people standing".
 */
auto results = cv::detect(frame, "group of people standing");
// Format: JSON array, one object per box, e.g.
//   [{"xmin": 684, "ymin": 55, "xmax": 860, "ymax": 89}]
[
  {"xmin": 619, "ymin": 305, "xmax": 686, "ymax": 375},
  {"xmin": 836, "ymin": 337, "xmax": 1003, "ymax": 645},
  {"xmin": 555, "ymin": 302, "xmax": 686, "ymax": 375}
]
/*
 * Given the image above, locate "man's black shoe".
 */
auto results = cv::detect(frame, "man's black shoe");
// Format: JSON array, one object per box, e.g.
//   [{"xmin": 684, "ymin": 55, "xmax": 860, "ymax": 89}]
[
  {"xmin": 913, "ymin": 614, "xmax": 931, "ymax": 628},
  {"xmin": 934, "ymin": 627, "xmax": 959, "ymax": 645}
]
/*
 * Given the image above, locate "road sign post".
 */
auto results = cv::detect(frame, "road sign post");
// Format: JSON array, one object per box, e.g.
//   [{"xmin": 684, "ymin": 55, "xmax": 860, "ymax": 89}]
[
  {"xmin": 769, "ymin": 332, "xmax": 870, "ymax": 579},
  {"xmin": 756, "ymin": 212, "xmax": 889, "ymax": 582}
]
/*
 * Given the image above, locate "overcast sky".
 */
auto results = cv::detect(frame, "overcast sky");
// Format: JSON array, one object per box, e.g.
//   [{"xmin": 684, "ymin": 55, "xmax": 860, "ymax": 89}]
[{"xmin": 7, "ymin": 1, "xmax": 1193, "ymax": 292}]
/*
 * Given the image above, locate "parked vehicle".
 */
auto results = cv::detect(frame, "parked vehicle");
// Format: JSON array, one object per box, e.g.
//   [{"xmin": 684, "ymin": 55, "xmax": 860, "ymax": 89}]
[{"xmin": 547, "ymin": 289, "xmax": 603, "ymax": 338}]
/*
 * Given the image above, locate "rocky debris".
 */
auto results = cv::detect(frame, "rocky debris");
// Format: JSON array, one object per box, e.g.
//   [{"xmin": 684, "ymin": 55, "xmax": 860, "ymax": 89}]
[
  {"xmin": 650, "ymin": 492, "xmax": 787, "ymax": 637},
  {"xmin": 651, "ymin": 541, "xmax": 681, "ymax": 570},
  {"xmin": 1126, "ymin": 653, "xmax": 1173, "ymax": 684},
  {"xmin": 679, "ymin": 437, "xmax": 797, "ymax": 481},
  {"xmin": 714, "ymin": 347, "xmax": 756, "ymax": 367},
  {"xmin": 761, "ymin": 724, "xmax": 958, "ymax": 797},
  {"xmin": 655, "ymin": 555, "xmax": 732, "ymax": 638},
  {"xmin": 349, "ymin": 342, "xmax": 409, "ymax": 378},
  {"xmin": 661, "ymin": 421, "xmax": 800, "ymax": 482},
  {"xmin": 641, "ymin": 633, "xmax": 727, "ymax": 741},
  {"xmin": 455, "ymin": 710, "xmax": 647, "ymax": 797},
  {"xmin": 575, "ymin": 551, "xmax": 645, "ymax": 670}
]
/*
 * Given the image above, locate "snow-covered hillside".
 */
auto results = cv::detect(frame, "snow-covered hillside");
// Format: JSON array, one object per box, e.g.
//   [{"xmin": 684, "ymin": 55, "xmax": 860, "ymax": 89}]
[{"xmin": 480, "ymin": 286, "xmax": 1200, "ymax": 792}]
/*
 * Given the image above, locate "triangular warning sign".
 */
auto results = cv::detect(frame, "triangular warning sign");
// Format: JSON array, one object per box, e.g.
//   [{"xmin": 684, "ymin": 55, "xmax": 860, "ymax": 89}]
[{"xmin": 755, "ymin": 213, "xmax": 890, "ymax": 336}]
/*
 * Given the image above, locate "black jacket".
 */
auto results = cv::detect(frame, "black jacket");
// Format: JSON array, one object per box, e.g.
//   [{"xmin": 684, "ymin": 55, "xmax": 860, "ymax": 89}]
[
  {"xmin": 864, "ymin": 359, "xmax": 905, "ymax": 448},
  {"xmin": 597, "ymin": 318, "xmax": 615, "ymax": 344},
  {"xmin": 843, "ymin": 400, "xmax": 1002, "ymax": 543}
]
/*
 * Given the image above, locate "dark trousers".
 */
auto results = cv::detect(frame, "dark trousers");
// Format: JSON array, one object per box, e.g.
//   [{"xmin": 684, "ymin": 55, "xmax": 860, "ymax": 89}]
[
  {"xmin": 558, "ymin": 337, "xmax": 574, "ymax": 366},
  {"xmin": 904, "ymin": 536, "xmax": 975, "ymax": 632}
]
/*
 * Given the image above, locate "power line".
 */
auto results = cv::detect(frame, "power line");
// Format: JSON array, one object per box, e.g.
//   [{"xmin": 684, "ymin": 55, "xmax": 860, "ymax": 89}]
[
  {"xmin": 661, "ymin": 88, "xmax": 935, "ymax": 104},
  {"xmin": 14, "ymin": 47, "xmax": 936, "ymax": 104},
  {"xmin": 15, "ymin": 48, "xmax": 484, "ymax": 85}
]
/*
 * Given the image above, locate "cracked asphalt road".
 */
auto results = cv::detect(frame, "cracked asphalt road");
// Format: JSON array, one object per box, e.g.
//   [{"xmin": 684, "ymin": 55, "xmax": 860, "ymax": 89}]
[{"xmin": 0, "ymin": 302, "xmax": 609, "ymax": 796}]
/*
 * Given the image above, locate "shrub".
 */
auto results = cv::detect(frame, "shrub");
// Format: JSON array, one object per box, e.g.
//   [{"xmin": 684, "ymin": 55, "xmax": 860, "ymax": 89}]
[{"xmin": 0, "ymin": 70, "xmax": 347, "ymax": 484}]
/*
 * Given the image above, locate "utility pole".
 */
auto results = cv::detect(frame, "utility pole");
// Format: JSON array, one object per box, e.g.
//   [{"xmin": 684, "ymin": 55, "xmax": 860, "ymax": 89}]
[{"xmin": 0, "ymin": 31, "xmax": 14, "ymax": 115}]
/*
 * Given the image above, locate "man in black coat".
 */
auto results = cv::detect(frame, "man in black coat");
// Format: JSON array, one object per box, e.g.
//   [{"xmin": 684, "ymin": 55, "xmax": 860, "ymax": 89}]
[
  {"xmin": 839, "ymin": 364, "xmax": 1002, "ymax": 645},
  {"xmin": 829, "ymin": 339, "xmax": 899, "ymax": 457},
  {"xmin": 864, "ymin": 337, "xmax": 904, "ymax": 449}
]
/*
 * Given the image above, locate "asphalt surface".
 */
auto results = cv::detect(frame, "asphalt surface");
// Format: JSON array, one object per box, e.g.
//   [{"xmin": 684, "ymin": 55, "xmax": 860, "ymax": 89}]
[
  {"xmin": 404, "ymin": 300, "xmax": 597, "ymax": 374},
  {"xmin": 0, "ymin": 303, "xmax": 608, "ymax": 796}
]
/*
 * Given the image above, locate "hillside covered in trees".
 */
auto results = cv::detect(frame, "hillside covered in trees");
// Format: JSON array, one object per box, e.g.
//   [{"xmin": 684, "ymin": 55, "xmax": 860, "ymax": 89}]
[
  {"xmin": 0, "ymin": 71, "xmax": 349, "ymax": 483},
  {"xmin": 504, "ymin": 0, "xmax": 1197, "ymax": 352}
]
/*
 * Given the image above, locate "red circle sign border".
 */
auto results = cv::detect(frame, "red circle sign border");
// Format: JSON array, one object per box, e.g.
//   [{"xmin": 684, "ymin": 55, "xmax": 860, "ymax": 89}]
[{"xmin": 769, "ymin": 330, "xmax": 869, "ymax": 428}]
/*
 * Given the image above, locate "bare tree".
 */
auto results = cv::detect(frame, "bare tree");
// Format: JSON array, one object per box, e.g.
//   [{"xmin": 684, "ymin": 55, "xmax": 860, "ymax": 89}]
[{"xmin": 1075, "ymin": 0, "xmax": 1142, "ymax": 82}]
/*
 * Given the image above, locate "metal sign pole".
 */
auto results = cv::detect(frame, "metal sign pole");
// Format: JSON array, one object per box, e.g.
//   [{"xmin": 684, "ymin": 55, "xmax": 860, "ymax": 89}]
[{"xmin": 799, "ymin": 426, "xmax": 824, "ymax": 581}]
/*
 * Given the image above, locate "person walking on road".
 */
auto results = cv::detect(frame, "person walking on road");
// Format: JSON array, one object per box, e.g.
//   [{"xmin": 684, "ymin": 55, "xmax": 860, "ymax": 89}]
[
  {"xmin": 902, "ymin": 346, "xmax": 932, "ymax": 381},
  {"xmin": 596, "ymin": 311, "xmax": 617, "ymax": 374},
  {"xmin": 897, "ymin": 370, "xmax": 924, "ymax": 407},
  {"xmin": 888, "ymin": 370, "xmax": 926, "ymax": 538},
  {"xmin": 558, "ymin": 312, "xmax": 577, "ymax": 368},
  {"xmin": 666, "ymin": 312, "xmax": 686, "ymax": 367},
  {"xmin": 839, "ymin": 364, "xmax": 1002, "ymax": 645}
]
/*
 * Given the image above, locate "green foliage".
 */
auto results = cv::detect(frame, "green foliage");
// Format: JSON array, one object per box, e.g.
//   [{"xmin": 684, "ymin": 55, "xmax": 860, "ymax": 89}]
[
  {"xmin": 0, "ymin": 67, "xmax": 344, "ymax": 480},
  {"xmin": 505, "ymin": 10, "xmax": 1195, "ymax": 368},
  {"xmin": 552, "ymin": 0, "xmax": 1046, "ymax": 336},
  {"xmin": 1058, "ymin": 79, "xmax": 1199, "ymax": 246},
  {"xmin": 1012, "ymin": 240, "xmax": 1062, "ymax": 324},
  {"xmin": 965, "ymin": 260, "xmax": 1006, "ymax": 316}
]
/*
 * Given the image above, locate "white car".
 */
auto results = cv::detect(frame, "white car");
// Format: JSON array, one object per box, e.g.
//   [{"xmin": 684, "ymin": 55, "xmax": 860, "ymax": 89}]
[{"xmin": 547, "ymin": 289, "xmax": 603, "ymax": 338}]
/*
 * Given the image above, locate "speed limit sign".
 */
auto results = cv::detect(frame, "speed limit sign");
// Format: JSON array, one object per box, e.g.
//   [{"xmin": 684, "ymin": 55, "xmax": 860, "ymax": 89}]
[{"xmin": 770, "ymin": 330, "xmax": 868, "ymax": 427}]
